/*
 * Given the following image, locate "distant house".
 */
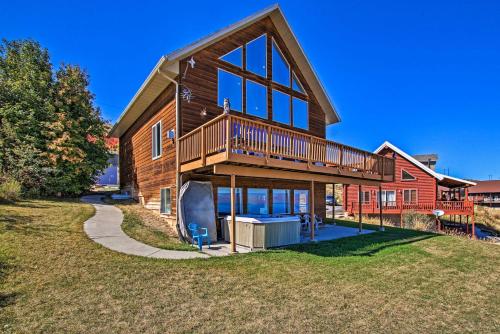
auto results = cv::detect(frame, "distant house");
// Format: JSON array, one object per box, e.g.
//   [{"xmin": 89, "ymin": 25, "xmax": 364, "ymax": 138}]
[
  {"xmin": 96, "ymin": 137, "xmax": 119, "ymax": 186},
  {"xmin": 343, "ymin": 141, "xmax": 477, "ymax": 235},
  {"xmin": 468, "ymin": 180, "xmax": 500, "ymax": 207},
  {"xmin": 413, "ymin": 153, "xmax": 438, "ymax": 171}
]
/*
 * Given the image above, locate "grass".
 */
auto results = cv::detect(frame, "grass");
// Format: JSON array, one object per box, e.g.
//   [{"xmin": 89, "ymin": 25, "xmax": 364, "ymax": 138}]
[
  {"xmin": 475, "ymin": 205, "xmax": 500, "ymax": 234},
  {"xmin": 1, "ymin": 199, "xmax": 499, "ymax": 333},
  {"xmin": 106, "ymin": 199, "xmax": 195, "ymax": 251}
]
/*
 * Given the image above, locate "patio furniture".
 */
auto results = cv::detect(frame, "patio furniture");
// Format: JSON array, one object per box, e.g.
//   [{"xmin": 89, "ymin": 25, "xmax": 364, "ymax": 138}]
[
  {"xmin": 188, "ymin": 223, "xmax": 210, "ymax": 251},
  {"xmin": 314, "ymin": 215, "xmax": 324, "ymax": 229}
]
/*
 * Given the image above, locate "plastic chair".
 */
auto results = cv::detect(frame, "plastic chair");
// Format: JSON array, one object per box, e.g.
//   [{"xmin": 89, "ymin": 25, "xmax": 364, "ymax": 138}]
[{"xmin": 188, "ymin": 223, "xmax": 210, "ymax": 251}]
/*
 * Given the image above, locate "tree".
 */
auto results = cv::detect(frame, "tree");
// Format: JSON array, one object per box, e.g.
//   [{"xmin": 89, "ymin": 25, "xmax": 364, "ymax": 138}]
[{"xmin": 0, "ymin": 39, "xmax": 110, "ymax": 196}]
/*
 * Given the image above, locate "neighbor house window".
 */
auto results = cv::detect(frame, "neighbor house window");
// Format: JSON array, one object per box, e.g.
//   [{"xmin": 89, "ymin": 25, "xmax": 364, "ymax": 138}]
[
  {"xmin": 359, "ymin": 191, "xmax": 370, "ymax": 203},
  {"xmin": 403, "ymin": 189, "xmax": 417, "ymax": 204},
  {"xmin": 272, "ymin": 89, "xmax": 290, "ymax": 125},
  {"xmin": 246, "ymin": 34, "xmax": 267, "ymax": 77},
  {"xmin": 160, "ymin": 188, "xmax": 171, "ymax": 214},
  {"xmin": 401, "ymin": 169, "xmax": 416, "ymax": 181},
  {"xmin": 217, "ymin": 187, "xmax": 243, "ymax": 216},
  {"xmin": 292, "ymin": 97, "xmax": 308, "ymax": 130},
  {"xmin": 272, "ymin": 39, "xmax": 290, "ymax": 86},
  {"xmin": 294, "ymin": 190, "xmax": 309, "ymax": 213},
  {"xmin": 246, "ymin": 80, "xmax": 267, "ymax": 119},
  {"xmin": 272, "ymin": 189, "xmax": 291, "ymax": 214},
  {"xmin": 152, "ymin": 121, "xmax": 162, "ymax": 159},
  {"xmin": 247, "ymin": 188, "xmax": 269, "ymax": 215},
  {"xmin": 219, "ymin": 46, "xmax": 243, "ymax": 68},
  {"xmin": 379, "ymin": 190, "xmax": 396, "ymax": 206},
  {"xmin": 217, "ymin": 69, "xmax": 242, "ymax": 111}
]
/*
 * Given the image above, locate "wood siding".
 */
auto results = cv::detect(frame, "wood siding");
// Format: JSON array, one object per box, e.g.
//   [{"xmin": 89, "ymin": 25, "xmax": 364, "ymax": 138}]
[
  {"xmin": 178, "ymin": 17, "xmax": 326, "ymax": 138},
  {"xmin": 344, "ymin": 148, "xmax": 437, "ymax": 207},
  {"xmin": 119, "ymin": 85, "xmax": 177, "ymax": 222}
]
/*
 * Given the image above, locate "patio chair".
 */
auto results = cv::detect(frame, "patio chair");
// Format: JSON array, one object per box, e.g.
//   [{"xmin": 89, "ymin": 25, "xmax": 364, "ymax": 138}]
[
  {"xmin": 188, "ymin": 223, "xmax": 210, "ymax": 251},
  {"xmin": 314, "ymin": 215, "xmax": 324, "ymax": 229}
]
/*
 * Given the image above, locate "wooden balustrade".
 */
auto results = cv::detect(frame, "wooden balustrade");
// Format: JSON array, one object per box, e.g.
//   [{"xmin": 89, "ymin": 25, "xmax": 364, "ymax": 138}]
[
  {"xmin": 347, "ymin": 200, "xmax": 474, "ymax": 215},
  {"xmin": 178, "ymin": 113, "xmax": 395, "ymax": 180}
]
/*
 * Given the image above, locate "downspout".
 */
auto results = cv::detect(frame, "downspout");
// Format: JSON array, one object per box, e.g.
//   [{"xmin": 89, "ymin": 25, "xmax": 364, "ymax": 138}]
[{"xmin": 157, "ymin": 68, "xmax": 181, "ymax": 234}]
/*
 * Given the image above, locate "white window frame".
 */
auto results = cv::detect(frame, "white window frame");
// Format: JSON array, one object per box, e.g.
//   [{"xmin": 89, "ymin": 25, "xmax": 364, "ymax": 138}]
[
  {"xmin": 160, "ymin": 187, "xmax": 171, "ymax": 214},
  {"xmin": 401, "ymin": 169, "xmax": 416, "ymax": 181},
  {"xmin": 359, "ymin": 190, "xmax": 370, "ymax": 204},
  {"xmin": 152, "ymin": 121, "xmax": 162, "ymax": 160},
  {"xmin": 403, "ymin": 189, "xmax": 418, "ymax": 204},
  {"xmin": 378, "ymin": 190, "xmax": 397, "ymax": 206}
]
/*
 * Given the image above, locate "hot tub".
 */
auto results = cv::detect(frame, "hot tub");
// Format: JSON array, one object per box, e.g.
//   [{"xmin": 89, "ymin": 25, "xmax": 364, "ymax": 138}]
[{"xmin": 224, "ymin": 216, "xmax": 301, "ymax": 250}]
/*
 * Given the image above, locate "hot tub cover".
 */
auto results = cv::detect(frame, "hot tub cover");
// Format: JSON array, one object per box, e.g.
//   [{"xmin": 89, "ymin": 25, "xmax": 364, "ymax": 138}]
[{"xmin": 178, "ymin": 181, "xmax": 217, "ymax": 243}]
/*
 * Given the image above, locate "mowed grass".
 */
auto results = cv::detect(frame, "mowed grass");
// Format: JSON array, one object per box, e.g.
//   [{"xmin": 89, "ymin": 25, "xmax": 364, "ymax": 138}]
[{"xmin": 0, "ymin": 199, "xmax": 499, "ymax": 333}]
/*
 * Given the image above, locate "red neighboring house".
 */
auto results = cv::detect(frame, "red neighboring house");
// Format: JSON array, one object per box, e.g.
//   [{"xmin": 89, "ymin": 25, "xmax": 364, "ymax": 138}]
[
  {"xmin": 343, "ymin": 141, "xmax": 477, "ymax": 235},
  {"xmin": 468, "ymin": 180, "xmax": 500, "ymax": 207}
]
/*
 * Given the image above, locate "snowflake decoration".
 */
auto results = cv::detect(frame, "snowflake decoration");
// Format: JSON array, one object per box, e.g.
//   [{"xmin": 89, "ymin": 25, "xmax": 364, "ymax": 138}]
[{"xmin": 181, "ymin": 86, "xmax": 194, "ymax": 103}]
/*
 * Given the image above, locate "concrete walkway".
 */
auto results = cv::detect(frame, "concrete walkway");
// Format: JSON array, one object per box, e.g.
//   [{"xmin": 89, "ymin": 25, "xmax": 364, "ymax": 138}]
[{"xmin": 81, "ymin": 195, "xmax": 209, "ymax": 260}]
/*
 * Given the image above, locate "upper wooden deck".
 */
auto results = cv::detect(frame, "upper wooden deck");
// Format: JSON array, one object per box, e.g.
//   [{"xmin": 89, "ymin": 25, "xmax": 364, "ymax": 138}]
[{"xmin": 178, "ymin": 114, "xmax": 395, "ymax": 183}]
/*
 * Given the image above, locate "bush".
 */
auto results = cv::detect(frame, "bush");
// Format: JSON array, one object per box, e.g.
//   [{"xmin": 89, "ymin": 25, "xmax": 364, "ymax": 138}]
[
  {"xmin": 0, "ymin": 178, "xmax": 22, "ymax": 201},
  {"xmin": 403, "ymin": 211, "xmax": 437, "ymax": 232}
]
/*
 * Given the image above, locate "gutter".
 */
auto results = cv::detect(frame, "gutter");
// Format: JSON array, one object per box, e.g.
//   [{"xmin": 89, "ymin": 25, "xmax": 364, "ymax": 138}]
[{"xmin": 157, "ymin": 68, "xmax": 181, "ymax": 231}]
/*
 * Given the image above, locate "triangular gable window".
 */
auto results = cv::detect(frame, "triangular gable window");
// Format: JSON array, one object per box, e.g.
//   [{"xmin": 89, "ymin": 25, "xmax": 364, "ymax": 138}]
[
  {"xmin": 246, "ymin": 35, "xmax": 267, "ymax": 77},
  {"xmin": 272, "ymin": 39, "xmax": 290, "ymax": 86},
  {"xmin": 292, "ymin": 71, "xmax": 306, "ymax": 94},
  {"xmin": 219, "ymin": 46, "xmax": 243, "ymax": 68},
  {"xmin": 401, "ymin": 169, "xmax": 416, "ymax": 181}
]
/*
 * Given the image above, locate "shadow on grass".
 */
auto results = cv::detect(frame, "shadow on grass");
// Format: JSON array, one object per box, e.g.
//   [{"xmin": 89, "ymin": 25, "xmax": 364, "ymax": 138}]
[
  {"xmin": 286, "ymin": 228, "xmax": 436, "ymax": 258},
  {"xmin": 0, "ymin": 212, "xmax": 77, "ymax": 236},
  {"xmin": 0, "ymin": 254, "xmax": 17, "ymax": 309}
]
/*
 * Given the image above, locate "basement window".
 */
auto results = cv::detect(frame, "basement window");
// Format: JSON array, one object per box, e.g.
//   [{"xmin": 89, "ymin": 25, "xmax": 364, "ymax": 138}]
[
  {"xmin": 160, "ymin": 188, "xmax": 171, "ymax": 214},
  {"xmin": 152, "ymin": 121, "xmax": 162, "ymax": 160},
  {"xmin": 294, "ymin": 189, "xmax": 309, "ymax": 213}
]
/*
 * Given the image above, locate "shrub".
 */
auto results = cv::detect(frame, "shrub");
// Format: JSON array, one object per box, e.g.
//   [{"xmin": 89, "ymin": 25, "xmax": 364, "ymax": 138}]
[
  {"xmin": 403, "ymin": 211, "xmax": 437, "ymax": 232},
  {"xmin": 0, "ymin": 178, "xmax": 22, "ymax": 201}
]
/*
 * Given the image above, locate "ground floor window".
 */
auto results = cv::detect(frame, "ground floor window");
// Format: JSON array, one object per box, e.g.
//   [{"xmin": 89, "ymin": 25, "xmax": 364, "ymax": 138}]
[
  {"xmin": 403, "ymin": 189, "xmax": 417, "ymax": 204},
  {"xmin": 217, "ymin": 187, "xmax": 243, "ymax": 215},
  {"xmin": 378, "ymin": 190, "xmax": 396, "ymax": 206},
  {"xmin": 160, "ymin": 188, "xmax": 171, "ymax": 214},
  {"xmin": 293, "ymin": 189, "xmax": 309, "ymax": 213},
  {"xmin": 272, "ymin": 189, "xmax": 291, "ymax": 214},
  {"xmin": 248, "ymin": 188, "xmax": 269, "ymax": 215},
  {"xmin": 359, "ymin": 191, "xmax": 370, "ymax": 203}
]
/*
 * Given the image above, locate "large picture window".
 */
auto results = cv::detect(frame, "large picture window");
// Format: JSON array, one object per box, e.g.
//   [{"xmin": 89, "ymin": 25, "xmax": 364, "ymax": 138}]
[
  {"xmin": 246, "ymin": 34, "xmax": 267, "ymax": 77},
  {"xmin": 160, "ymin": 188, "xmax": 171, "ymax": 214},
  {"xmin": 272, "ymin": 189, "xmax": 291, "ymax": 214},
  {"xmin": 292, "ymin": 97, "xmax": 308, "ymax": 130},
  {"xmin": 272, "ymin": 39, "xmax": 290, "ymax": 86},
  {"xmin": 378, "ymin": 190, "xmax": 396, "ymax": 206},
  {"xmin": 246, "ymin": 80, "xmax": 267, "ymax": 119},
  {"xmin": 217, "ymin": 187, "xmax": 243, "ymax": 215},
  {"xmin": 152, "ymin": 121, "xmax": 162, "ymax": 159},
  {"xmin": 272, "ymin": 89, "xmax": 290, "ymax": 125},
  {"xmin": 247, "ymin": 188, "xmax": 269, "ymax": 215},
  {"xmin": 219, "ymin": 46, "xmax": 243, "ymax": 68},
  {"xmin": 217, "ymin": 69, "xmax": 242, "ymax": 111},
  {"xmin": 294, "ymin": 190, "xmax": 309, "ymax": 213}
]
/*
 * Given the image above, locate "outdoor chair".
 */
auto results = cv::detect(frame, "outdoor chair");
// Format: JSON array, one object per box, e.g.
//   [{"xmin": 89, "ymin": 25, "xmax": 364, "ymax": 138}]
[
  {"xmin": 314, "ymin": 215, "xmax": 324, "ymax": 229},
  {"xmin": 188, "ymin": 223, "xmax": 210, "ymax": 251}
]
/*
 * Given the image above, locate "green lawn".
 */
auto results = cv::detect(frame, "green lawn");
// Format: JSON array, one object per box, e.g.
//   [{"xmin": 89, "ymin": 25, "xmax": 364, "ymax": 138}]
[{"xmin": 1, "ymin": 199, "xmax": 499, "ymax": 333}]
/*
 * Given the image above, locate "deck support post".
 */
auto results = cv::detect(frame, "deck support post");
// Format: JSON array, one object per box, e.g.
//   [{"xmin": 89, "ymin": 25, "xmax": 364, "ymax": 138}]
[
  {"xmin": 310, "ymin": 180, "xmax": 316, "ymax": 241},
  {"xmin": 466, "ymin": 215, "xmax": 469, "ymax": 235},
  {"xmin": 332, "ymin": 183, "xmax": 336, "ymax": 225},
  {"xmin": 358, "ymin": 185, "xmax": 363, "ymax": 234},
  {"xmin": 230, "ymin": 174, "xmax": 237, "ymax": 253},
  {"xmin": 378, "ymin": 185, "xmax": 384, "ymax": 231},
  {"xmin": 471, "ymin": 209, "xmax": 476, "ymax": 239}
]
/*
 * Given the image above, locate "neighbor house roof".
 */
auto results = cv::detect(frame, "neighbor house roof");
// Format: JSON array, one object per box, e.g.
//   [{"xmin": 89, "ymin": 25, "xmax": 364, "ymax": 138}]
[
  {"xmin": 374, "ymin": 141, "xmax": 476, "ymax": 188},
  {"xmin": 468, "ymin": 180, "xmax": 500, "ymax": 194},
  {"xmin": 110, "ymin": 4, "xmax": 340, "ymax": 137},
  {"xmin": 412, "ymin": 154, "xmax": 438, "ymax": 162}
]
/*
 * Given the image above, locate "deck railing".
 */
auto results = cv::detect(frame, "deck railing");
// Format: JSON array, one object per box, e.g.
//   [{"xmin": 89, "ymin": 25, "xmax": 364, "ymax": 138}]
[
  {"xmin": 178, "ymin": 113, "xmax": 394, "ymax": 179},
  {"xmin": 347, "ymin": 200, "xmax": 474, "ymax": 215}
]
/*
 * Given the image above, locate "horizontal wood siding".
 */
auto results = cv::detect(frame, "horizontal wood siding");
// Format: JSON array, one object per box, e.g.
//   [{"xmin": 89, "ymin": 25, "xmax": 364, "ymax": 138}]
[
  {"xmin": 344, "ymin": 148, "xmax": 437, "ymax": 207},
  {"xmin": 119, "ymin": 85, "xmax": 177, "ymax": 220},
  {"xmin": 179, "ymin": 17, "xmax": 325, "ymax": 139}
]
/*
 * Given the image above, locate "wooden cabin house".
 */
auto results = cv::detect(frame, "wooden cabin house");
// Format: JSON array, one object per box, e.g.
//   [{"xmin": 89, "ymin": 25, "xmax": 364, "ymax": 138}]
[
  {"xmin": 109, "ymin": 5, "xmax": 395, "ymax": 251},
  {"xmin": 343, "ymin": 141, "xmax": 477, "ymax": 235}
]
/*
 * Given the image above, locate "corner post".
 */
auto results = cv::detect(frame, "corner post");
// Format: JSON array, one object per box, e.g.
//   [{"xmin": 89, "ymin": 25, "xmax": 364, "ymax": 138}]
[
  {"xmin": 379, "ymin": 184, "xmax": 384, "ymax": 231},
  {"xmin": 230, "ymin": 174, "xmax": 237, "ymax": 253},
  {"xmin": 358, "ymin": 185, "xmax": 363, "ymax": 233},
  {"xmin": 201, "ymin": 126, "xmax": 206, "ymax": 166},
  {"xmin": 310, "ymin": 180, "xmax": 316, "ymax": 241},
  {"xmin": 225, "ymin": 115, "xmax": 231, "ymax": 160}
]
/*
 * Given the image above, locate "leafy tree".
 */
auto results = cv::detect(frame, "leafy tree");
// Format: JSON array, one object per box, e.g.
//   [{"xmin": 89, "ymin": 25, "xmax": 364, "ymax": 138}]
[{"xmin": 0, "ymin": 39, "xmax": 110, "ymax": 196}]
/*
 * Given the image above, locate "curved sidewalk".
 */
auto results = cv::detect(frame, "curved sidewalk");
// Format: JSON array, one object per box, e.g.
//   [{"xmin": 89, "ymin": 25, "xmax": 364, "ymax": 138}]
[{"xmin": 81, "ymin": 195, "xmax": 208, "ymax": 260}]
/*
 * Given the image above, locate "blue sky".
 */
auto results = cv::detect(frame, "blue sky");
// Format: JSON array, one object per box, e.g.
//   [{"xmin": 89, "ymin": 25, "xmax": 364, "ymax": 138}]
[{"xmin": 1, "ymin": 0, "xmax": 499, "ymax": 180}]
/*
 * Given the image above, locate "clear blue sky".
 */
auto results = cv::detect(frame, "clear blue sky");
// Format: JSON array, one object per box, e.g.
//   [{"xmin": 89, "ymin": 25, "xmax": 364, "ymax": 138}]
[{"xmin": 1, "ymin": 0, "xmax": 499, "ymax": 180}]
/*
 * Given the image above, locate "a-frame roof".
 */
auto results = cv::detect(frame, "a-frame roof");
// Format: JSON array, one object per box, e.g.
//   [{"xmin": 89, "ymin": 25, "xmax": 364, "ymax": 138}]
[
  {"xmin": 110, "ymin": 4, "xmax": 340, "ymax": 137},
  {"xmin": 375, "ymin": 141, "xmax": 476, "ymax": 188}
]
